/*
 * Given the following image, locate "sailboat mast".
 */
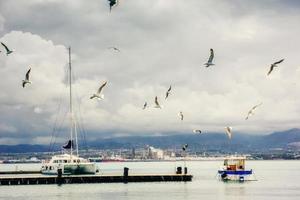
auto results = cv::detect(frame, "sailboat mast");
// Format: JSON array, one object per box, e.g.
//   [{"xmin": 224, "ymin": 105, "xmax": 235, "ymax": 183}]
[{"xmin": 68, "ymin": 47, "xmax": 73, "ymax": 158}]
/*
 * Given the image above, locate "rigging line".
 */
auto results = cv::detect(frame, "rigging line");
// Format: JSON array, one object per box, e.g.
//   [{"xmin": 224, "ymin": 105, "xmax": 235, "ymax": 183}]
[
  {"xmin": 77, "ymin": 114, "xmax": 88, "ymax": 152},
  {"xmin": 50, "ymin": 64, "xmax": 70, "ymax": 152},
  {"xmin": 50, "ymin": 109, "xmax": 68, "ymax": 152},
  {"xmin": 76, "ymin": 98, "xmax": 89, "ymax": 151},
  {"xmin": 48, "ymin": 93, "xmax": 64, "ymax": 152},
  {"xmin": 48, "ymin": 65, "xmax": 68, "ymax": 152},
  {"xmin": 70, "ymin": 62, "xmax": 89, "ymax": 152}
]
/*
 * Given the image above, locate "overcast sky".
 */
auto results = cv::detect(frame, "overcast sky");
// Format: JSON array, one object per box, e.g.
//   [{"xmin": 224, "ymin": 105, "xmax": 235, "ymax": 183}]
[{"xmin": 1, "ymin": 0, "xmax": 300, "ymax": 145}]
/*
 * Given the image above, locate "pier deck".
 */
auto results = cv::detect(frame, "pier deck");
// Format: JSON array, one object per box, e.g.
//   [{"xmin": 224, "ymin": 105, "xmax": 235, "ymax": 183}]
[{"xmin": 0, "ymin": 173, "xmax": 192, "ymax": 185}]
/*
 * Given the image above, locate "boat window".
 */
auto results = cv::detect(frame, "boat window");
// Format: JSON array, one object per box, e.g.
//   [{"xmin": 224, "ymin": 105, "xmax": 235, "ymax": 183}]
[
  {"xmin": 77, "ymin": 159, "xmax": 80, "ymax": 163},
  {"xmin": 46, "ymin": 166, "xmax": 48, "ymax": 170},
  {"xmin": 224, "ymin": 160, "xmax": 228, "ymax": 165},
  {"xmin": 64, "ymin": 160, "xmax": 67, "ymax": 163},
  {"xmin": 73, "ymin": 160, "xmax": 76, "ymax": 163}
]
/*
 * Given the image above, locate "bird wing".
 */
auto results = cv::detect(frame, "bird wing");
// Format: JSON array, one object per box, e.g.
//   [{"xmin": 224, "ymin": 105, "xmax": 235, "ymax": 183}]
[
  {"xmin": 193, "ymin": 129, "xmax": 201, "ymax": 134},
  {"xmin": 1, "ymin": 42, "xmax": 10, "ymax": 52},
  {"xmin": 178, "ymin": 112, "xmax": 183, "ymax": 120},
  {"xmin": 109, "ymin": 47, "xmax": 120, "ymax": 51},
  {"xmin": 108, "ymin": 0, "xmax": 117, "ymax": 10},
  {"xmin": 165, "ymin": 92, "xmax": 169, "ymax": 99},
  {"xmin": 225, "ymin": 127, "xmax": 232, "ymax": 139},
  {"xmin": 245, "ymin": 112, "xmax": 250, "ymax": 120},
  {"xmin": 143, "ymin": 102, "xmax": 147, "ymax": 109},
  {"xmin": 208, "ymin": 48, "xmax": 214, "ymax": 63},
  {"xmin": 155, "ymin": 96, "xmax": 160, "ymax": 107},
  {"xmin": 25, "ymin": 68, "xmax": 31, "ymax": 80},
  {"xmin": 267, "ymin": 66, "xmax": 274, "ymax": 75},
  {"xmin": 252, "ymin": 102, "xmax": 263, "ymax": 110},
  {"xmin": 273, "ymin": 59, "xmax": 284, "ymax": 65},
  {"xmin": 167, "ymin": 86, "xmax": 171, "ymax": 92},
  {"xmin": 97, "ymin": 81, "xmax": 107, "ymax": 94}
]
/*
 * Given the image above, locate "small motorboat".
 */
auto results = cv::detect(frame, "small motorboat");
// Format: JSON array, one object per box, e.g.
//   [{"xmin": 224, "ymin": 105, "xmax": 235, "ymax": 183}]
[{"xmin": 217, "ymin": 156, "xmax": 256, "ymax": 182}]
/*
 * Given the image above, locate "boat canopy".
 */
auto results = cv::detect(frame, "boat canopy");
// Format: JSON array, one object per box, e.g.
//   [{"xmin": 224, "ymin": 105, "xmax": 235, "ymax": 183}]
[{"xmin": 223, "ymin": 156, "xmax": 246, "ymax": 171}]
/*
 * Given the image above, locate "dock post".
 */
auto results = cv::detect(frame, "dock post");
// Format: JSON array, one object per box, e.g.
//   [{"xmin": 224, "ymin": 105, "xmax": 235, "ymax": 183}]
[
  {"xmin": 184, "ymin": 167, "xmax": 188, "ymax": 175},
  {"xmin": 123, "ymin": 167, "xmax": 129, "ymax": 183},
  {"xmin": 176, "ymin": 167, "xmax": 182, "ymax": 174},
  {"xmin": 57, "ymin": 168, "xmax": 63, "ymax": 185}
]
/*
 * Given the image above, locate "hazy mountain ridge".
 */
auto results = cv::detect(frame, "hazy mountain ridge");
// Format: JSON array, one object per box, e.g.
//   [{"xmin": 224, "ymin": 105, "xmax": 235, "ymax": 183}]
[{"xmin": 1, "ymin": 129, "xmax": 300, "ymax": 153}]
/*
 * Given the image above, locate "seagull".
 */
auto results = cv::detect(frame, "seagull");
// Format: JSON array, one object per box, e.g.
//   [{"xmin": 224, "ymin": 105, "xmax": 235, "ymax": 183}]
[
  {"xmin": 1, "ymin": 42, "xmax": 13, "ymax": 55},
  {"xmin": 108, "ymin": 0, "xmax": 118, "ymax": 12},
  {"xmin": 90, "ymin": 81, "xmax": 107, "ymax": 100},
  {"xmin": 225, "ymin": 127, "xmax": 232, "ymax": 139},
  {"xmin": 193, "ymin": 129, "xmax": 202, "ymax": 134},
  {"xmin": 267, "ymin": 59, "xmax": 284, "ymax": 75},
  {"xmin": 108, "ymin": 47, "xmax": 120, "ymax": 52},
  {"xmin": 154, "ymin": 96, "xmax": 162, "ymax": 109},
  {"xmin": 182, "ymin": 144, "xmax": 188, "ymax": 151},
  {"xmin": 143, "ymin": 102, "xmax": 147, "ymax": 110},
  {"xmin": 204, "ymin": 48, "xmax": 214, "ymax": 67},
  {"xmin": 178, "ymin": 111, "xmax": 184, "ymax": 121},
  {"xmin": 165, "ymin": 85, "xmax": 172, "ymax": 99},
  {"xmin": 245, "ymin": 102, "xmax": 263, "ymax": 120},
  {"xmin": 22, "ymin": 68, "xmax": 32, "ymax": 88}
]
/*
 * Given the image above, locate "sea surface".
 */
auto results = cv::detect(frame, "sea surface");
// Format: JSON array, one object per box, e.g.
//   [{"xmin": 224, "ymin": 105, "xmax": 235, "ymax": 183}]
[{"xmin": 0, "ymin": 160, "xmax": 300, "ymax": 200}]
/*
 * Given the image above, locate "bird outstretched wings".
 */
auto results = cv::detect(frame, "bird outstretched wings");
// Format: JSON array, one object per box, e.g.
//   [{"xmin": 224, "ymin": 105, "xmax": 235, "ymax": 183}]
[{"xmin": 165, "ymin": 85, "xmax": 172, "ymax": 99}]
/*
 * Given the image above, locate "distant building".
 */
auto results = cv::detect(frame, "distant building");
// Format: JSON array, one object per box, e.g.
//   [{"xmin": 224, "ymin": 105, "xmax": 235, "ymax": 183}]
[{"xmin": 147, "ymin": 146, "xmax": 164, "ymax": 160}]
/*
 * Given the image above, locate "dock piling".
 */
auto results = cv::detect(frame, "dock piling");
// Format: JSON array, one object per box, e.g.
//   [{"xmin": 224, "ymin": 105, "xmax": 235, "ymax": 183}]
[{"xmin": 123, "ymin": 167, "xmax": 129, "ymax": 183}]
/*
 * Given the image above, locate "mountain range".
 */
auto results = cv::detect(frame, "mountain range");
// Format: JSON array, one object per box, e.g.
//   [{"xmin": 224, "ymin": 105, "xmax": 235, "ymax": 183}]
[{"xmin": 1, "ymin": 128, "xmax": 300, "ymax": 153}]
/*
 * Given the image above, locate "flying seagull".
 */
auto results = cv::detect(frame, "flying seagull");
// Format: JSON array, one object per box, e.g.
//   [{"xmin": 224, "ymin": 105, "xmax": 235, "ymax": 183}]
[
  {"xmin": 154, "ymin": 96, "xmax": 162, "ymax": 109},
  {"xmin": 143, "ymin": 102, "xmax": 147, "ymax": 110},
  {"xmin": 267, "ymin": 59, "xmax": 284, "ymax": 75},
  {"xmin": 204, "ymin": 48, "xmax": 214, "ymax": 67},
  {"xmin": 108, "ymin": 0, "xmax": 118, "ymax": 12},
  {"xmin": 1, "ymin": 42, "xmax": 13, "ymax": 55},
  {"xmin": 182, "ymin": 144, "xmax": 188, "ymax": 151},
  {"xmin": 90, "ymin": 81, "xmax": 107, "ymax": 100},
  {"xmin": 165, "ymin": 85, "xmax": 172, "ymax": 99},
  {"xmin": 225, "ymin": 127, "xmax": 232, "ymax": 139},
  {"xmin": 22, "ymin": 68, "xmax": 32, "ymax": 88},
  {"xmin": 193, "ymin": 129, "xmax": 202, "ymax": 134},
  {"xmin": 245, "ymin": 102, "xmax": 263, "ymax": 120},
  {"xmin": 108, "ymin": 47, "xmax": 120, "ymax": 52},
  {"xmin": 178, "ymin": 111, "xmax": 184, "ymax": 121}
]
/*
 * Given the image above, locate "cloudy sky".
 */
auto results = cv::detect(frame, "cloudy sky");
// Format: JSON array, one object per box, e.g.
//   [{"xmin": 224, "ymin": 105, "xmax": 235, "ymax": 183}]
[{"xmin": 1, "ymin": 0, "xmax": 300, "ymax": 145}]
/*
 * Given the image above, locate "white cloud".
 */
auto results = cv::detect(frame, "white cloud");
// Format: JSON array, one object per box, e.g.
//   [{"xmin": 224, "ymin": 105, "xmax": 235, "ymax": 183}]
[{"xmin": 0, "ymin": 1, "xmax": 300, "ymax": 144}]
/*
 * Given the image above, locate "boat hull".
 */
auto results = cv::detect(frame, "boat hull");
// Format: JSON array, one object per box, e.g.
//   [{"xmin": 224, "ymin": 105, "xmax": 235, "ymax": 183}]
[
  {"xmin": 217, "ymin": 170, "xmax": 256, "ymax": 181},
  {"xmin": 41, "ymin": 163, "xmax": 96, "ymax": 175},
  {"xmin": 64, "ymin": 163, "xmax": 96, "ymax": 175}
]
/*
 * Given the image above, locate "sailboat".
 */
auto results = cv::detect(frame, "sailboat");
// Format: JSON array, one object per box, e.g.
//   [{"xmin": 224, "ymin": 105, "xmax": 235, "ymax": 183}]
[{"xmin": 41, "ymin": 47, "xmax": 96, "ymax": 175}]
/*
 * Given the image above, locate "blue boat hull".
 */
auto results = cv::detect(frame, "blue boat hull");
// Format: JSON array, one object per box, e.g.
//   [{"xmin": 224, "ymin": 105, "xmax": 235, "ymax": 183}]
[
  {"xmin": 218, "ymin": 170, "xmax": 252, "ymax": 175},
  {"xmin": 217, "ymin": 170, "xmax": 255, "ymax": 181}
]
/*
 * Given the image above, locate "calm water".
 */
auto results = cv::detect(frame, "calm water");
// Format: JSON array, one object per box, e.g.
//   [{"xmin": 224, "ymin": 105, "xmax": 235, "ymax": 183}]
[{"xmin": 0, "ymin": 160, "xmax": 300, "ymax": 200}]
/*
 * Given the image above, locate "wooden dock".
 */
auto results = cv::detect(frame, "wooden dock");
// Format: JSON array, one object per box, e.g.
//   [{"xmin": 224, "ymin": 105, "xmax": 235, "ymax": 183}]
[{"xmin": 0, "ymin": 174, "xmax": 192, "ymax": 185}]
